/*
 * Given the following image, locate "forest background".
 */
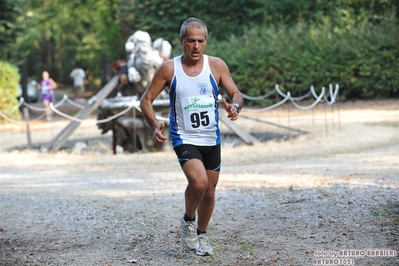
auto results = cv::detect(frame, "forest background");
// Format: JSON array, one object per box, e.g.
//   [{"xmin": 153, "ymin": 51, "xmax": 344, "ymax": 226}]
[{"xmin": 1, "ymin": 0, "xmax": 398, "ymax": 105}]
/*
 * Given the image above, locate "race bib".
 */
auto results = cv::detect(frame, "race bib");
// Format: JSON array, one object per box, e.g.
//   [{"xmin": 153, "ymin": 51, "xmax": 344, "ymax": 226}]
[{"xmin": 180, "ymin": 94, "xmax": 216, "ymax": 131}]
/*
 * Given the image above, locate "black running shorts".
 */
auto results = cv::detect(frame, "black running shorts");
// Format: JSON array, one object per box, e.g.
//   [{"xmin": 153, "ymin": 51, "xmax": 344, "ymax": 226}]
[{"xmin": 174, "ymin": 144, "xmax": 221, "ymax": 171}]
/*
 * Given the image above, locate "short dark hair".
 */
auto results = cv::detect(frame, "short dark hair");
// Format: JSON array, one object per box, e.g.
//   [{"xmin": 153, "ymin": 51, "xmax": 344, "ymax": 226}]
[{"xmin": 180, "ymin": 17, "xmax": 208, "ymax": 39}]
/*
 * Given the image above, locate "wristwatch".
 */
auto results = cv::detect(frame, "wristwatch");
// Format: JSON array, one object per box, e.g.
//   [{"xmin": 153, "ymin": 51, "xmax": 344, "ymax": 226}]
[{"xmin": 233, "ymin": 103, "xmax": 242, "ymax": 113}]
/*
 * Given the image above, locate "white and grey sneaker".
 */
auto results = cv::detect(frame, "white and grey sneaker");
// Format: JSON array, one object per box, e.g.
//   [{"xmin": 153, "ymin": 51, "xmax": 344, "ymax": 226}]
[
  {"xmin": 180, "ymin": 216, "xmax": 199, "ymax": 250},
  {"xmin": 196, "ymin": 234, "xmax": 213, "ymax": 256}
]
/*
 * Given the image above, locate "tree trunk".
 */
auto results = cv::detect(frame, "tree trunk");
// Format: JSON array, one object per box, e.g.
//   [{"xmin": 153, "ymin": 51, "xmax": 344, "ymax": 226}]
[
  {"xmin": 21, "ymin": 58, "xmax": 29, "ymax": 103},
  {"xmin": 43, "ymin": 29, "xmax": 52, "ymax": 69},
  {"xmin": 55, "ymin": 38, "xmax": 62, "ymax": 82}
]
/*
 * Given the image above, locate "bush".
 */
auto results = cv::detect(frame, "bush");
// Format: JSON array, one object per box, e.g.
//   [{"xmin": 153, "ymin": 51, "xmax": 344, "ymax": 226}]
[
  {"xmin": 0, "ymin": 61, "xmax": 22, "ymax": 122},
  {"xmin": 207, "ymin": 11, "xmax": 399, "ymax": 102}
]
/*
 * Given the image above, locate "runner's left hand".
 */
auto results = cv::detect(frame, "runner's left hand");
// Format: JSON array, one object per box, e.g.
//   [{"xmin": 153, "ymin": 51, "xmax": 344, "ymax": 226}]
[{"xmin": 221, "ymin": 98, "xmax": 238, "ymax": 121}]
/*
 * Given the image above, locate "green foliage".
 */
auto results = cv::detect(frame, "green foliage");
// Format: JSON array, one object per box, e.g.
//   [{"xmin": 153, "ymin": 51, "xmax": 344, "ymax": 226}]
[
  {"xmin": 263, "ymin": 0, "xmax": 399, "ymax": 25},
  {"xmin": 240, "ymin": 242, "xmax": 254, "ymax": 251},
  {"xmin": 373, "ymin": 207, "xmax": 394, "ymax": 216},
  {"xmin": 1, "ymin": 0, "xmax": 398, "ymax": 99},
  {"xmin": 118, "ymin": 0, "xmax": 266, "ymax": 48},
  {"xmin": 0, "ymin": 0, "xmax": 26, "ymax": 61},
  {"xmin": 14, "ymin": 0, "xmax": 124, "ymax": 84},
  {"xmin": 207, "ymin": 10, "xmax": 399, "ymax": 102},
  {"xmin": 0, "ymin": 61, "xmax": 22, "ymax": 122}
]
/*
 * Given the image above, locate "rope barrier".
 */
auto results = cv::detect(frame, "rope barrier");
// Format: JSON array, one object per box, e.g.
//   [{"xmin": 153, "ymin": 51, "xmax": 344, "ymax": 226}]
[
  {"xmin": 50, "ymin": 98, "xmax": 169, "ymax": 124},
  {"xmin": 1, "ymin": 84, "xmax": 339, "ymax": 124},
  {"xmin": 21, "ymin": 95, "xmax": 67, "ymax": 112},
  {"xmin": 49, "ymin": 103, "xmax": 84, "ymax": 122},
  {"xmin": 0, "ymin": 110, "xmax": 26, "ymax": 124},
  {"xmin": 290, "ymin": 91, "xmax": 312, "ymax": 101},
  {"xmin": 325, "ymin": 84, "xmax": 339, "ymax": 105},
  {"xmin": 65, "ymin": 96, "xmax": 85, "ymax": 109},
  {"xmin": 275, "ymin": 84, "xmax": 288, "ymax": 98},
  {"xmin": 67, "ymin": 99, "xmax": 85, "ymax": 109},
  {"xmin": 97, "ymin": 105, "xmax": 135, "ymax": 124},
  {"xmin": 242, "ymin": 90, "xmax": 275, "ymax": 101},
  {"xmin": 289, "ymin": 87, "xmax": 325, "ymax": 110},
  {"xmin": 311, "ymin": 84, "xmax": 339, "ymax": 105},
  {"xmin": 242, "ymin": 93, "xmax": 291, "ymax": 113},
  {"xmin": 30, "ymin": 112, "xmax": 47, "ymax": 122},
  {"xmin": 0, "ymin": 107, "xmax": 47, "ymax": 123},
  {"xmin": 274, "ymin": 84, "xmax": 311, "ymax": 101},
  {"xmin": 20, "ymin": 102, "xmax": 48, "ymax": 112},
  {"xmin": 133, "ymin": 105, "xmax": 169, "ymax": 123}
]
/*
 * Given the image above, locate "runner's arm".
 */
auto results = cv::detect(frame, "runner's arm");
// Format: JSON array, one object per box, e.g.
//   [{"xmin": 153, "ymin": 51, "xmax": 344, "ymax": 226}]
[
  {"xmin": 140, "ymin": 61, "xmax": 173, "ymax": 144},
  {"xmin": 210, "ymin": 57, "xmax": 243, "ymax": 120}
]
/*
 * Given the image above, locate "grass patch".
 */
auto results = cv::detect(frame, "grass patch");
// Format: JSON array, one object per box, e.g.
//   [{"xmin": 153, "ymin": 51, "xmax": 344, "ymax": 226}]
[
  {"xmin": 241, "ymin": 242, "xmax": 254, "ymax": 252},
  {"xmin": 373, "ymin": 207, "xmax": 395, "ymax": 216}
]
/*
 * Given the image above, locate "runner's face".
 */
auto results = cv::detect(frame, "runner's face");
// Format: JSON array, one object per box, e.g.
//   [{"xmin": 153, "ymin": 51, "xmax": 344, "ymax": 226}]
[
  {"xmin": 180, "ymin": 27, "xmax": 207, "ymax": 63},
  {"xmin": 42, "ymin": 71, "xmax": 49, "ymax": 80}
]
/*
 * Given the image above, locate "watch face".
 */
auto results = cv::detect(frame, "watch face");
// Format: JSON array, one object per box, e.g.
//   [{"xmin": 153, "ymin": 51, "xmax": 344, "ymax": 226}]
[{"xmin": 233, "ymin": 103, "xmax": 241, "ymax": 113}]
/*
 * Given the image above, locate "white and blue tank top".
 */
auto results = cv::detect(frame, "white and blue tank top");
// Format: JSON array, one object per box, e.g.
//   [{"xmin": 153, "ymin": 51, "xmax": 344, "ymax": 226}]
[{"xmin": 169, "ymin": 55, "xmax": 220, "ymax": 148}]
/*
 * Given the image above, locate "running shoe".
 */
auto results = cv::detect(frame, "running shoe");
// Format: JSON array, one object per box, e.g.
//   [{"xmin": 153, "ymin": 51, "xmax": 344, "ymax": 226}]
[
  {"xmin": 196, "ymin": 234, "xmax": 213, "ymax": 256},
  {"xmin": 180, "ymin": 216, "xmax": 199, "ymax": 250}
]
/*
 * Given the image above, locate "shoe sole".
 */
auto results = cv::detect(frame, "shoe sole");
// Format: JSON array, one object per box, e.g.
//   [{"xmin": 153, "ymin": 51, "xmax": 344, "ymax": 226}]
[{"xmin": 195, "ymin": 250, "xmax": 213, "ymax": 256}]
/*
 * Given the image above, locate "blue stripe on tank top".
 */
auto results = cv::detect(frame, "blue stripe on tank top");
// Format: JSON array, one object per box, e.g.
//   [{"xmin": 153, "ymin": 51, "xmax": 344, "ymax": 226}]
[
  {"xmin": 209, "ymin": 74, "xmax": 221, "ymax": 144},
  {"xmin": 169, "ymin": 76, "xmax": 183, "ymax": 147}
]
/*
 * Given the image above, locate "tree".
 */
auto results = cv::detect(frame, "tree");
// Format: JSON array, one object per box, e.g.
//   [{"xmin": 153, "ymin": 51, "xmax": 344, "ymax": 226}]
[
  {"xmin": 0, "ymin": 61, "xmax": 21, "ymax": 122},
  {"xmin": 0, "ymin": 0, "xmax": 26, "ymax": 61},
  {"xmin": 118, "ymin": 0, "xmax": 266, "ymax": 48},
  {"xmin": 3, "ymin": 0, "xmax": 397, "ymax": 99}
]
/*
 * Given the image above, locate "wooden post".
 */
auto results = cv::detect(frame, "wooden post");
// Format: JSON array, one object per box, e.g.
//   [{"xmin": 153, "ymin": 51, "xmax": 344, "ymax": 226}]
[
  {"xmin": 23, "ymin": 107, "xmax": 32, "ymax": 149},
  {"xmin": 323, "ymin": 103, "xmax": 328, "ymax": 135},
  {"xmin": 287, "ymin": 102, "xmax": 291, "ymax": 140},
  {"xmin": 111, "ymin": 120, "xmax": 117, "ymax": 154},
  {"xmin": 337, "ymin": 101, "xmax": 341, "ymax": 131},
  {"xmin": 133, "ymin": 105, "xmax": 137, "ymax": 152}
]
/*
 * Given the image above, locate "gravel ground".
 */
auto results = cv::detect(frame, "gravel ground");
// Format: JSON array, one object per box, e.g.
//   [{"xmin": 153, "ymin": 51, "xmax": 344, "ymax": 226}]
[{"xmin": 0, "ymin": 100, "xmax": 398, "ymax": 266}]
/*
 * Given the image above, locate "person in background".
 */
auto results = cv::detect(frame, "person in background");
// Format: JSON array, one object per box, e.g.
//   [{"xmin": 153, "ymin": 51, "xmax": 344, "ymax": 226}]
[
  {"xmin": 69, "ymin": 67, "xmax": 86, "ymax": 96},
  {"xmin": 153, "ymin": 37, "xmax": 172, "ymax": 61},
  {"xmin": 140, "ymin": 17, "xmax": 243, "ymax": 256},
  {"xmin": 111, "ymin": 59, "xmax": 130, "ymax": 95},
  {"xmin": 38, "ymin": 71, "xmax": 57, "ymax": 121}
]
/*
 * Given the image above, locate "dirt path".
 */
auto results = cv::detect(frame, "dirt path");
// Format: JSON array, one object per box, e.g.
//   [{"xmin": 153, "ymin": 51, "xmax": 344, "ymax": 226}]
[{"xmin": 0, "ymin": 100, "xmax": 398, "ymax": 265}]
